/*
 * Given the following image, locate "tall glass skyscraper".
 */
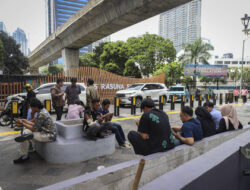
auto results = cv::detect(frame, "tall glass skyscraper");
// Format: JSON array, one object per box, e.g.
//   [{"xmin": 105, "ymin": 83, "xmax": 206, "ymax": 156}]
[
  {"xmin": 159, "ymin": 0, "xmax": 201, "ymax": 53},
  {"xmin": 45, "ymin": 0, "xmax": 110, "ymax": 58},
  {"xmin": 0, "ymin": 21, "xmax": 7, "ymax": 33},
  {"xmin": 13, "ymin": 28, "xmax": 29, "ymax": 56}
]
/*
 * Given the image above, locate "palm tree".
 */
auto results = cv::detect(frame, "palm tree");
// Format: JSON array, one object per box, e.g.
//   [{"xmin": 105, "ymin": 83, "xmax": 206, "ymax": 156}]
[
  {"xmin": 179, "ymin": 38, "xmax": 214, "ymax": 89},
  {"xmin": 229, "ymin": 67, "xmax": 241, "ymax": 86}
]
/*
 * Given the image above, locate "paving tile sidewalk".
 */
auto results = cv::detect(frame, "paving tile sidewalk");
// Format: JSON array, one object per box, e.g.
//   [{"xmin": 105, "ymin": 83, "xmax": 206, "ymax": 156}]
[{"xmin": 0, "ymin": 103, "xmax": 249, "ymax": 190}]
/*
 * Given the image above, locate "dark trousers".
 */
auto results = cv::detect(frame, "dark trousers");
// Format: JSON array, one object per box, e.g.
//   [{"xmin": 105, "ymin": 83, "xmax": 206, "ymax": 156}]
[
  {"xmin": 242, "ymin": 96, "xmax": 247, "ymax": 103},
  {"xmin": 54, "ymin": 106, "xmax": 63, "ymax": 120},
  {"xmin": 109, "ymin": 123, "xmax": 126, "ymax": 145},
  {"xmin": 234, "ymin": 96, "xmax": 239, "ymax": 103},
  {"xmin": 127, "ymin": 131, "xmax": 150, "ymax": 156}
]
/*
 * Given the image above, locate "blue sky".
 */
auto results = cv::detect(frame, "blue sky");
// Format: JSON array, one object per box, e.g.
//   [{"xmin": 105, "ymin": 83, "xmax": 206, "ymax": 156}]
[{"xmin": 0, "ymin": 0, "xmax": 250, "ymax": 58}]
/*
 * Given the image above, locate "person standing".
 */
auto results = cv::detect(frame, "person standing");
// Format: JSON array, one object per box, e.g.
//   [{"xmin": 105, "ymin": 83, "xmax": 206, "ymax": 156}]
[
  {"xmin": 241, "ymin": 86, "xmax": 248, "ymax": 103},
  {"xmin": 86, "ymin": 78, "xmax": 99, "ymax": 108},
  {"xmin": 51, "ymin": 78, "xmax": 65, "ymax": 120},
  {"xmin": 233, "ymin": 87, "xmax": 240, "ymax": 103},
  {"xmin": 22, "ymin": 84, "xmax": 36, "ymax": 119},
  {"xmin": 65, "ymin": 78, "xmax": 81, "ymax": 105}
]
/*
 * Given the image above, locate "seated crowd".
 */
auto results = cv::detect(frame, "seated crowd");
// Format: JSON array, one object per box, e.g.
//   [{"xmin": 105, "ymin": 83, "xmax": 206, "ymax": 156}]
[{"xmin": 13, "ymin": 77, "xmax": 244, "ymax": 163}]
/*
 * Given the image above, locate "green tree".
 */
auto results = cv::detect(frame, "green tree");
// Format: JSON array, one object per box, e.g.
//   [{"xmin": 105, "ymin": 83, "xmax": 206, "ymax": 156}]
[
  {"xmin": 242, "ymin": 67, "xmax": 250, "ymax": 85},
  {"xmin": 199, "ymin": 77, "xmax": 213, "ymax": 90},
  {"xmin": 212, "ymin": 77, "xmax": 227, "ymax": 90},
  {"xmin": 100, "ymin": 41, "xmax": 128, "ymax": 71},
  {"xmin": 229, "ymin": 67, "xmax": 241, "ymax": 86},
  {"xmin": 48, "ymin": 64, "xmax": 64, "ymax": 75},
  {"xmin": 0, "ymin": 39, "xmax": 4, "ymax": 68},
  {"xmin": 0, "ymin": 31, "xmax": 29, "ymax": 74},
  {"xmin": 127, "ymin": 33, "xmax": 176, "ymax": 76},
  {"xmin": 123, "ymin": 59, "xmax": 142, "ymax": 78},
  {"xmin": 153, "ymin": 62, "xmax": 183, "ymax": 86},
  {"xmin": 179, "ymin": 38, "xmax": 214, "ymax": 88},
  {"xmin": 40, "ymin": 64, "xmax": 63, "ymax": 75},
  {"xmin": 79, "ymin": 53, "xmax": 98, "ymax": 67},
  {"xmin": 104, "ymin": 63, "xmax": 122, "ymax": 75},
  {"xmin": 93, "ymin": 42, "xmax": 109, "ymax": 66}
]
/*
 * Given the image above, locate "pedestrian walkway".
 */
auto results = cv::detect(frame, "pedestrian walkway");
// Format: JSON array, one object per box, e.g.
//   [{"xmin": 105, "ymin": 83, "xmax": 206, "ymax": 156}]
[{"xmin": 0, "ymin": 102, "xmax": 249, "ymax": 190}]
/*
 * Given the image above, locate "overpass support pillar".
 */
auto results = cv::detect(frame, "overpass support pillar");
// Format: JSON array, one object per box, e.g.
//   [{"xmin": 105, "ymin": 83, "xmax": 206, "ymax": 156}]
[{"xmin": 62, "ymin": 48, "xmax": 79, "ymax": 71}]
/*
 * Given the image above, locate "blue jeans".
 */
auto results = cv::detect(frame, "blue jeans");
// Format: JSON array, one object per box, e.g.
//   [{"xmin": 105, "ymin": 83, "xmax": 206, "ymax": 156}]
[{"xmin": 109, "ymin": 123, "xmax": 126, "ymax": 145}]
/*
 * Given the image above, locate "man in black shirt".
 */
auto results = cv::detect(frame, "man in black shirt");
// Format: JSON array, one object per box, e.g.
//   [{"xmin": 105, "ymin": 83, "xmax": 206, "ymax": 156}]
[
  {"xmin": 128, "ymin": 99, "xmax": 175, "ymax": 156},
  {"xmin": 22, "ymin": 84, "xmax": 36, "ymax": 119}
]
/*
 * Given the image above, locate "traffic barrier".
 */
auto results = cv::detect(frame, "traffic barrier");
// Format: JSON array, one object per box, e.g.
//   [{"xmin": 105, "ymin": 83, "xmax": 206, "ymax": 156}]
[
  {"xmin": 229, "ymin": 93, "xmax": 233, "ymax": 103},
  {"xmin": 131, "ymin": 97, "xmax": 136, "ymax": 115},
  {"xmin": 114, "ymin": 97, "xmax": 120, "ymax": 116},
  {"xmin": 159, "ymin": 96, "xmax": 164, "ymax": 111},
  {"xmin": 213, "ymin": 94, "xmax": 217, "ymax": 105},
  {"xmin": 170, "ymin": 95, "xmax": 175, "ymax": 110},
  {"xmin": 220, "ymin": 94, "xmax": 223, "ymax": 105},
  {"xmin": 181, "ymin": 95, "xmax": 185, "ymax": 109},
  {"xmin": 225, "ymin": 93, "xmax": 229, "ymax": 104},
  {"xmin": 206, "ymin": 94, "xmax": 210, "ymax": 103},
  {"xmin": 44, "ymin": 100, "xmax": 51, "ymax": 113},
  {"xmin": 147, "ymin": 96, "xmax": 151, "ymax": 99},
  {"xmin": 198, "ymin": 94, "xmax": 202, "ymax": 107},
  {"xmin": 11, "ymin": 100, "xmax": 18, "ymax": 128},
  {"xmin": 190, "ymin": 95, "xmax": 194, "ymax": 108}
]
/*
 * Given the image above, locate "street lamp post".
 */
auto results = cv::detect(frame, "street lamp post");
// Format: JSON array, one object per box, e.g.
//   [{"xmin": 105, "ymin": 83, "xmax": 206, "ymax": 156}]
[{"xmin": 240, "ymin": 14, "xmax": 250, "ymax": 91}]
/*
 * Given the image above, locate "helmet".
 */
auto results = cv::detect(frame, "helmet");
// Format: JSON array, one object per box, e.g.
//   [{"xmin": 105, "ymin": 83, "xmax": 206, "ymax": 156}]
[{"xmin": 25, "ymin": 84, "xmax": 33, "ymax": 91}]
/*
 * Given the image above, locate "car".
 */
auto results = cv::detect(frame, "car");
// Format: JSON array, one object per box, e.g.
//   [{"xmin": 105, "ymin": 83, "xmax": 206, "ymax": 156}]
[
  {"xmin": 115, "ymin": 83, "xmax": 168, "ymax": 107},
  {"xmin": 167, "ymin": 85, "xmax": 189, "ymax": 102},
  {"xmin": 6, "ymin": 82, "xmax": 87, "ymax": 111}
]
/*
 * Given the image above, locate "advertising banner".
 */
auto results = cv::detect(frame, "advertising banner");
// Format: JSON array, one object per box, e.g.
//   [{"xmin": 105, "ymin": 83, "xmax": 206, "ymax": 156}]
[{"xmin": 184, "ymin": 64, "xmax": 228, "ymax": 77}]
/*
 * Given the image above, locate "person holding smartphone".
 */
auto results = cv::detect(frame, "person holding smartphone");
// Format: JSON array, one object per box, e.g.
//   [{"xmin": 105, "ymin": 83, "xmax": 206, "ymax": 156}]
[{"xmin": 99, "ymin": 99, "xmax": 131, "ymax": 149}]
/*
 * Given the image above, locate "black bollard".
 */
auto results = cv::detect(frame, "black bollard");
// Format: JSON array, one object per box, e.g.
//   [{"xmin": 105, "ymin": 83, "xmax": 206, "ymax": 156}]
[
  {"xmin": 198, "ymin": 94, "xmax": 202, "ymax": 107},
  {"xmin": 170, "ymin": 95, "xmax": 175, "ymax": 110},
  {"xmin": 225, "ymin": 93, "xmax": 229, "ymax": 104},
  {"xmin": 230, "ymin": 93, "xmax": 233, "ymax": 103},
  {"xmin": 213, "ymin": 94, "xmax": 217, "ymax": 105},
  {"xmin": 131, "ymin": 97, "xmax": 136, "ymax": 115},
  {"xmin": 190, "ymin": 95, "xmax": 194, "ymax": 108},
  {"xmin": 147, "ymin": 96, "xmax": 151, "ymax": 99},
  {"xmin": 181, "ymin": 95, "xmax": 185, "ymax": 109},
  {"xmin": 159, "ymin": 96, "xmax": 164, "ymax": 111},
  {"xmin": 219, "ymin": 94, "xmax": 223, "ymax": 105}
]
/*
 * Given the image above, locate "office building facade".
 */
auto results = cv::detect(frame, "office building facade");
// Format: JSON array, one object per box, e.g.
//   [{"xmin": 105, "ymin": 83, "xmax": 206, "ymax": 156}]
[
  {"xmin": 159, "ymin": 0, "xmax": 201, "ymax": 52},
  {"xmin": 12, "ymin": 28, "xmax": 29, "ymax": 56},
  {"xmin": 0, "ymin": 21, "xmax": 7, "ymax": 33}
]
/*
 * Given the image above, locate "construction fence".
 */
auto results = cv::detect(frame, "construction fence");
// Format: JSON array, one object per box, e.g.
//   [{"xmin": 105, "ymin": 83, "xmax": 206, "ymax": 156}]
[{"xmin": 0, "ymin": 67, "xmax": 165, "ymax": 106}]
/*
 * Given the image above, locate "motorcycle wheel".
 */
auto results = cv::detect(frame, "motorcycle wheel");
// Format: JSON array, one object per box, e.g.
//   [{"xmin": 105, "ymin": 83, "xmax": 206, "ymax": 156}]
[{"xmin": 0, "ymin": 112, "xmax": 12, "ymax": 126}]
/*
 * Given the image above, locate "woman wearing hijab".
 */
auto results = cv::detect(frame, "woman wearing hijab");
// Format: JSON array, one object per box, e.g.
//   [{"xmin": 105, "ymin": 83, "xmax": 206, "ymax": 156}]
[
  {"xmin": 195, "ymin": 107, "xmax": 216, "ymax": 137},
  {"xmin": 217, "ymin": 105, "xmax": 243, "ymax": 133}
]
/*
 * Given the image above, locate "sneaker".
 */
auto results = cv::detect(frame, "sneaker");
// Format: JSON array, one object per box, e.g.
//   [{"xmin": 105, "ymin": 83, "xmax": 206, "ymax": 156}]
[
  {"xmin": 120, "ymin": 143, "xmax": 131, "ymax": 149},
  {"xmin": 13, "ymin": 156, "xmax": 29, "ymax": 164},
  {"xmin": 15, "ymin": 134, "xmax": 33, "ymax": 143}
]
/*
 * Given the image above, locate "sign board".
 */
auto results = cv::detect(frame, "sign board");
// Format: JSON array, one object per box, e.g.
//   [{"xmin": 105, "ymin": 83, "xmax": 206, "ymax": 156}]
[{"xmin": 184, "ymin": 65, "xmax": 228, "ymax": 77}]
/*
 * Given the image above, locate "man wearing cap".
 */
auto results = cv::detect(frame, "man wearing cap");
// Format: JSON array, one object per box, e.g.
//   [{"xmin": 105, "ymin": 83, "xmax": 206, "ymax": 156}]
[
  {"xmin": 86, "ymin": 78, "xmax": 99, "ymax": 108},
  {"xmin": 128, "ymin": 99, "xmax": 175, "ymax": 156}
]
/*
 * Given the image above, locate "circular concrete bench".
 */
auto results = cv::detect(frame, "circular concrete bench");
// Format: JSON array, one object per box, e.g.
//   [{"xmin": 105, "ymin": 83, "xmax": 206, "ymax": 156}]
[{"xmin": 35, "ymin": 119, "xmax": 115, "ymax": 164}]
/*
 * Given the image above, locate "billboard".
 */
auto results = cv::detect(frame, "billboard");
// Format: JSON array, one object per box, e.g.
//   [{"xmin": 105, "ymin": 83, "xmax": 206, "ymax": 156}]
[{"xmin": 184, "ymin": 64, "xmax": 228, "ymax": 77}]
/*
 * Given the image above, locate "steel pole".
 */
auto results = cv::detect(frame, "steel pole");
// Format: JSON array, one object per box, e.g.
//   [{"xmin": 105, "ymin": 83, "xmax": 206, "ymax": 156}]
[{"xmin": 240, "ymin": 40, "xmax": 245, "ymax": 91}]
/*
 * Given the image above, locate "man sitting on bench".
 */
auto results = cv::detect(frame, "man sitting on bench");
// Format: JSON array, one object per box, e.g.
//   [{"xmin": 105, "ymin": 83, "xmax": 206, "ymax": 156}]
[
  {"xmin": 83, "ymin": 99, "xmax": 111, "ymax": 140},
  {"xmin": 172, "ymin": 106, "xmax": 203, "ymax": 145},
  {"xmin": 13, "ymin": 98, "xmax": 56, "ymax": 164},
  {"xmin": 128, "ymin": 99, "xmax": 175, "ymax": 156}
]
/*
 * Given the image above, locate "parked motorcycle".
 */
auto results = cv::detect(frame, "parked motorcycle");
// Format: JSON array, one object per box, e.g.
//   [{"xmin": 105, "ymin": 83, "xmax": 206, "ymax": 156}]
[{"xmin": 0, "ymin": 96, "xmax": 25, "ymax": 126}]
